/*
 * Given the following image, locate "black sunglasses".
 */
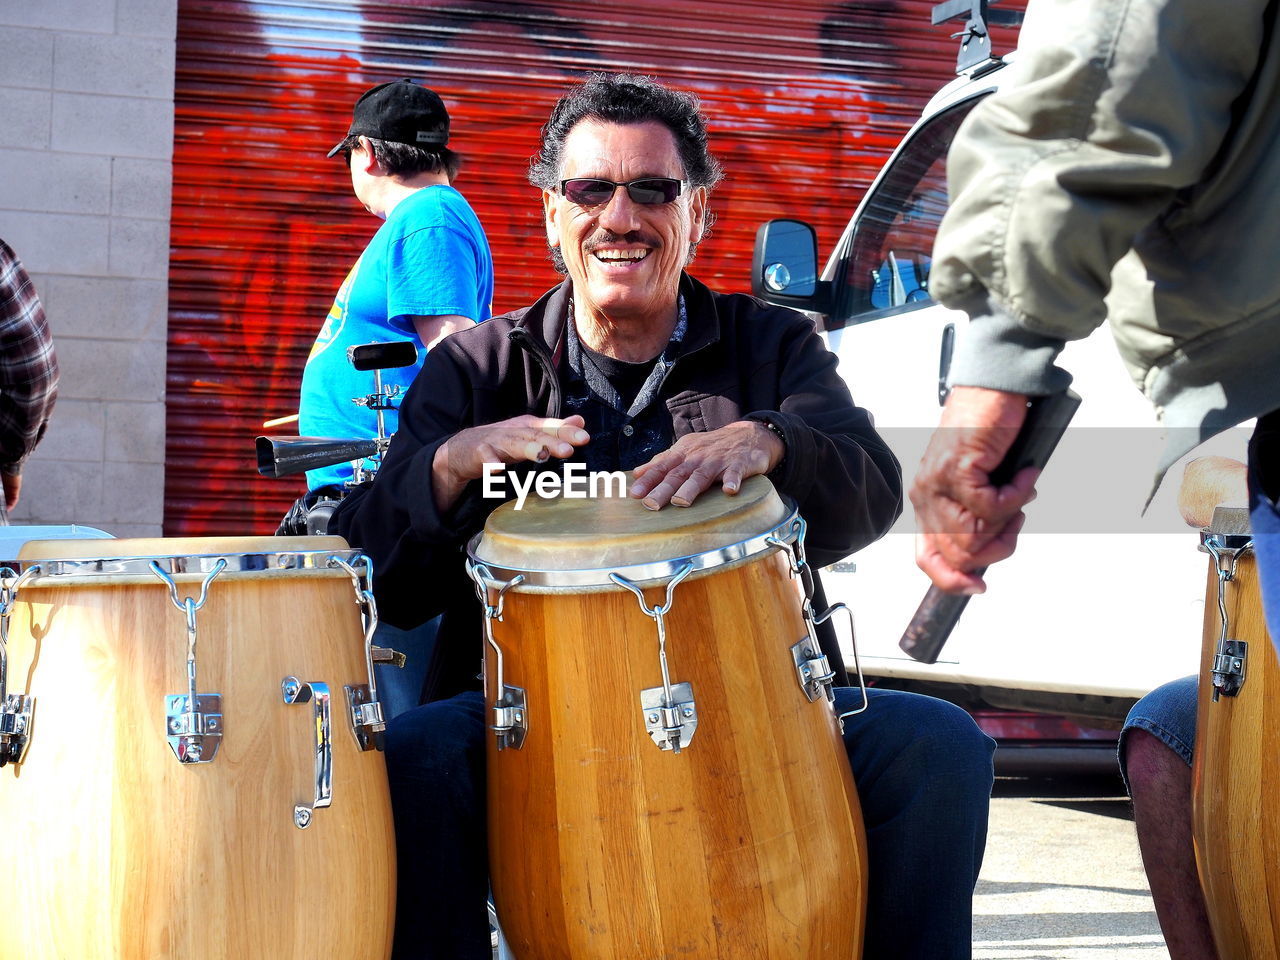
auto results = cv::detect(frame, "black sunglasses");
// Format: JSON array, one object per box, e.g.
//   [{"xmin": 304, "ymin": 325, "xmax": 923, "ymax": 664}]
[{"xmin": 558, "ymin": 177, "xmax": 685, "ymax": 207}]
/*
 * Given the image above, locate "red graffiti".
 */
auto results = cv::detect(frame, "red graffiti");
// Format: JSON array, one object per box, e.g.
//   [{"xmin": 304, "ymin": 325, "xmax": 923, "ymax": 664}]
[{"xmin": 167, "ymin": 0, "xmax": 1022, "ymax": 535}]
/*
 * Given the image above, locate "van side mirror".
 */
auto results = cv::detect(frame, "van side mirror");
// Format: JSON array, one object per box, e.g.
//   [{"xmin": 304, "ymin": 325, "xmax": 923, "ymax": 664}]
[{"xmin": 751, "ymin": 219, "xmax": 831, "ymax": 314}]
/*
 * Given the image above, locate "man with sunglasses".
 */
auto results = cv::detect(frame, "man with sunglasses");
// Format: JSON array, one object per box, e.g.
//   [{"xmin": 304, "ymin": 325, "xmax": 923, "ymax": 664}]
[{"xmin": 335, "ymin": 73, "xmax": 994, "ymax": 960}]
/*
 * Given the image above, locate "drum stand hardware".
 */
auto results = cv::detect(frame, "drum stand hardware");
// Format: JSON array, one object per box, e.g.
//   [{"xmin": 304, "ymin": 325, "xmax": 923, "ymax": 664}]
[
  {"xmin": 610, "ymin": 562, "xmax": 699, "ymax": 753},
  {"xmin": 1202, "ymin": 529, "xmax": 1255, "ymax": 700},
  {"xmin": 343, "ymin": 364, "xmax": 403, "ymax": 485},
  {"xmin": 0, "ymin": 565, "xmax": 40, "ymax": 767},
  {"xmin": 150, "ymin": 559, "xmax": 227, "ymax": 764},
  {"xmin": 352, "ymin": 371, "xmax": 402, "ymax": 450},
  {"xmin": 768, "ymin": 519, "xmax": 869, "ymax": 726},
  {"xmin": 816, "ymin": 603, "xmax": 870, "ymax": 725},
  {"xmin": 329, "ymin": 554, "xmax": 388, "ymax": 752},
  {"xmin": 469, "ymin": 564, "xmax": 529, "ymax": 751},
  {"xmin": 281, "ymin": 676, "xmax": 334, "ymax": 829}
]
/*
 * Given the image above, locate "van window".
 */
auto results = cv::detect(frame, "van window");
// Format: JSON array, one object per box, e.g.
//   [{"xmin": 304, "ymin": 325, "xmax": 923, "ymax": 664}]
[{"xmin": 829, "ymin": 97, "xmax": 981, "ymax": 329}]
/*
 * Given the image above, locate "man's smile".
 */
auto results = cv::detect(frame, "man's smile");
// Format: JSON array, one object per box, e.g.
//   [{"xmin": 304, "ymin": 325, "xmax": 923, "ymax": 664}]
[{"xmin": 592, "ymin": 247, "xmax": 651, "ymax": 264}]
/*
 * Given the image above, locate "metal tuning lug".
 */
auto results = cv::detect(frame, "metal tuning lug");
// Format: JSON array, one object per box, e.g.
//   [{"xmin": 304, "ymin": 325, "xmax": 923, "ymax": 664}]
[
  {"xmin": 1201, "ymin": 513, "xmax": 1255, "ymax": 700},
  {"xmin": 149, "ymin": 559, "xmax": 226, "ymax": 765},
  {"xmin": 492, "ymin": 684, "xmax": 528, "ymax": 751},
  {"xmin": 345, "ymin": 684, "xmax": 386, "ymax": 752},
  {"xmin": 640, "ymin": 682, "xmax": 697, "ymax": 752},
  {"xmin": 1212, "ymin": 641, "xmax": 1248, "ymax": 699},
  {"xmin": 772, "ymin": 521, "xmax": 839, "ymax": 704},
  {"xmin": 0, "ymin": 694, "xmax": 34, "ymax": 766},
  {"xmin": 791, "ymin": 639, "xmax": 836, "ymax": 703},
  {"xmin": 329, "ymin": 554, "xmax": 388, "ymax": 752},
  {"xmin": 467, "ymin": 562, "xmax": 528, "ymax": 751},
  {"xmin": 610, "ymin": 563, "xmax": 697, "ymax": 754},
  {"xmin": 165, "ymin": 694, "xmax": 223, "ymax": 764},
  {"xmin": 776, "ymin": 511, "xmax": 870, "ymax": 731},
  {"xmin": 0, "ymin": 565, "xmax": 39, "ymax": 767}
]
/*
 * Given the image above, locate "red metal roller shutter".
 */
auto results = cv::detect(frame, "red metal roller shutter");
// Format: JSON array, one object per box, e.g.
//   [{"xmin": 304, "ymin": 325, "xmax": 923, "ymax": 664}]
[{"xmin": 167, "ymin": 0, "xmax": 1021, "ymax": 536}]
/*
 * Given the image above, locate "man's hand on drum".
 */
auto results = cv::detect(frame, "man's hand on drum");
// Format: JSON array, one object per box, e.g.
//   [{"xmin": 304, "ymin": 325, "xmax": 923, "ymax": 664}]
[
  {"xmin": 910, "ymin": 386, "xmax": 1039, "ymax": 595},
  {"xmin": 433, "ymin": 415, "xmax": 591, "ymax": 511},
  {"xmin": 630, "ymin": 420, "xmax": 784, "ymax": 510}
]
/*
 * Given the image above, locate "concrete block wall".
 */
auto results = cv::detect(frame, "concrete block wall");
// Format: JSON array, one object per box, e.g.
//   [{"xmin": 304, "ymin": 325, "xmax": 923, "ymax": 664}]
[{"xmin": 0, "ymin": 0, "xmax": 177, "ymax": 537}]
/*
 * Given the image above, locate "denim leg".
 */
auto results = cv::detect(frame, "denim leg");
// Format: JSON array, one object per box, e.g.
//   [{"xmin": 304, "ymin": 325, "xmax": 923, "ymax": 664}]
[
  {"xmin": 1117, "ymin": 675, "xmax": 1198, "ymax": 793},
  {"xmin": 1249, "ymin": 415, "xmax": 1280, "ymax": 655},
  {"xmin": 835, "ymin": 686, "xmax": 995, "ymax": 960},
  {"xmin": 373, "ymin": 617, "xmax": 441, "ymax": 720},
  {"xmin": 1248, "ymin": 473, "xmax": 1280, "ymax": 656},
  {"xmin": 383, "ymin": 690, "xmax": 490, "ymax": 960}
]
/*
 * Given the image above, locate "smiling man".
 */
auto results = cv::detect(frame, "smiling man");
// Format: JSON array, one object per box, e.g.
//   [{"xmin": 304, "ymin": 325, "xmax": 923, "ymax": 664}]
[{"xmin": 334, "ymin": 74, "xmax": 994, "ymax": 960}]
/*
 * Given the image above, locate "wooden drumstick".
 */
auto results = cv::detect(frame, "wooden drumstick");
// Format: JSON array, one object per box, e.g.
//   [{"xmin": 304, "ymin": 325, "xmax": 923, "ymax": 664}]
[{"xmin": 899, "ymin": 388, "xmax": 1082, "ymax": 664}]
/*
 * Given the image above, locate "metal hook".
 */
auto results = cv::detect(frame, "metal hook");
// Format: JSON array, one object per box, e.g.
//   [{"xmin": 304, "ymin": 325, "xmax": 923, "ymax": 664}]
[
  {"xmin": 609, "ymin": 560, "xmax": 694, "ymax": 619},
  {"xmin": 150, "ymin": 558, "xmax": 227, "ymax": 615}
]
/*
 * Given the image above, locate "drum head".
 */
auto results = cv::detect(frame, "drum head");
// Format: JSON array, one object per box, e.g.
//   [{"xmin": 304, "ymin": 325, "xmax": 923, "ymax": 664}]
[
  {"xmin": 16, "ymin": 535, "xmax": 348, "ymax": 562},
  {"xmin": 470, "ymin": 474, "xmax": 791, "ymax": 576},
  {"xmin": 11, "ymin": 535, "xmax": 359, "ymax": 584}
]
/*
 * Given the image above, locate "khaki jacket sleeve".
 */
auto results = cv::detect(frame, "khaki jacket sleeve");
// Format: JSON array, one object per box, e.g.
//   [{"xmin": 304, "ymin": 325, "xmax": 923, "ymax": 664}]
[{"xmin": 930, "ymin": 0, "xmax": 1273, "ymax": 393}]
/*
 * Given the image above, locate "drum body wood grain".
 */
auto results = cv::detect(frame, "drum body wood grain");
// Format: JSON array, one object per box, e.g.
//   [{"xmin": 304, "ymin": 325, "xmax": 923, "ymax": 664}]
[
  {"xmin": 1192, "ymin": 534, "xmax": 1280, "ymax": 959},
  {"xmin": 472, "ymin": 480, "xmax": 866, "ymax": 960},
  {"xmin": 0, "ymin": 537, "xmax": 396, "ymax": 960}
]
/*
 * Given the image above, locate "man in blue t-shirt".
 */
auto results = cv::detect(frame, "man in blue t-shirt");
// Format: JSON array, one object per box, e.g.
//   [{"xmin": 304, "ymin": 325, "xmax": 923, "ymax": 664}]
[
  {"xmin": 294, "ymin": 78, "xmax": 494, "ymax": 717},
  {"xmin": 299, "ymin": 78, "xmax": 494, "ymax": 495}
]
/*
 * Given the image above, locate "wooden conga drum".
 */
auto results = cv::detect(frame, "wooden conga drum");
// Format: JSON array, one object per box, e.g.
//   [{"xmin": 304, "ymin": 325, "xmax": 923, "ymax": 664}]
[
  {"xmin": 1191, "ymin": 507, "xmax": 1280, "ymax": 958},
  {"xmin": 468, "ymin": 477, "xmax": 867, "ymax": 959},
  {"xmin": 0, "ymin": 536, "xmax": 396, "ymax": 960}
]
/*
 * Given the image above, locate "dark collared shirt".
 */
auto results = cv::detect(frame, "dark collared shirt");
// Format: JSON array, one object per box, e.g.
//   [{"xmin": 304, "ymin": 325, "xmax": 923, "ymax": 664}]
[
  {"xmin": 0, "ymin": 239, "xmax": 59, "ymax": 476},
  {"xmin": 562, "ymin": 298, "xmax": 687, "ymax": 473}
]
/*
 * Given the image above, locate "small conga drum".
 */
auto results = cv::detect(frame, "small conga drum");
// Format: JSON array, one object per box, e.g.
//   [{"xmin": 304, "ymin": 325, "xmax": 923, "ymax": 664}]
[
  {"xmin": 0, "ymin": 536, "xmax": 396, "ymax": 960},
  {"xmin": 1191, "ymin": 507, "xmax": 1280, "ymax": 958},
  {"xmin": 468, "ymin": 477, "xmax": 867, "ymax": 959}
]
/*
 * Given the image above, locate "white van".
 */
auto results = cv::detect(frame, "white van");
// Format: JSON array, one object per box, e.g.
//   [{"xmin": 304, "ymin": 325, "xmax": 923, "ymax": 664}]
[{"xmin": 750, "ymin": 22, "xmax": 1240, "ymax": 748}]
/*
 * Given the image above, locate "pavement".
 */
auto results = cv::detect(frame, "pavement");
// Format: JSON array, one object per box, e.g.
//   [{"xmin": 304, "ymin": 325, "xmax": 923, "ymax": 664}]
[{"xmin": 975, "ymin": 774, "xmax": 1169, "ymax": 959}]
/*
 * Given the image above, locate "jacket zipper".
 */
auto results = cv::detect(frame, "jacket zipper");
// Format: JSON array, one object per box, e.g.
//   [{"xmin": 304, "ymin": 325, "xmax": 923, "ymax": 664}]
[{"xmin": 508, "ymin": 327, "xmax": 562, "ymax": 417}]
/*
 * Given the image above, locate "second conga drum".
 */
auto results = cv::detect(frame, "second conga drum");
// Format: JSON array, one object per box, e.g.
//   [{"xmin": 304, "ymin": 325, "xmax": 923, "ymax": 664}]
[
  {"xmin": 1192, "ymin": 507, "xmax": 1280, "ymax": 958},
  {"xmin": 469, "ymin": 477, "xmax": 867, "ymax": 959},
  {"xmin": 0, "ymin": 536, "xmax": 396, "ymax": 960}
]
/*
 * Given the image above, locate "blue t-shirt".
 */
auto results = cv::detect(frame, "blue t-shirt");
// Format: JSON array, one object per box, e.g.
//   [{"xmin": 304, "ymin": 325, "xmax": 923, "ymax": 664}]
[{"xmin": 299, "ymin": 184, "xmax": 494, "ymax": 490}]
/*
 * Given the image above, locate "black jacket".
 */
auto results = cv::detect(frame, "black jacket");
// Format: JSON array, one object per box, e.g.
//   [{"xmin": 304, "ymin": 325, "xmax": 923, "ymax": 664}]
[{"xmin": 334, "ymin": 274, "xmax": 903, "ymax": 703}]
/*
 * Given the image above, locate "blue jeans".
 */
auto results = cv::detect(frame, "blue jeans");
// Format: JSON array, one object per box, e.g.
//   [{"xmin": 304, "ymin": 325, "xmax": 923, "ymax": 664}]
[
  {"xmin": 383, "ymin": 686, "xmax": 994, "ymax": 960},
  {"xmin": 1118, "ymin": 675, "xmax": 1198, "ymax": 793},
  {"xmin": 1249, "ymin": 469, "xmax": 1280, "ymax": 657},
  {"xmin": 373, "ymin": 618, "xmax": 440, "ymax": 720},
  {"xmin": 1248, "ymin": 413, "xmax": 1280, "ymax": 654}
]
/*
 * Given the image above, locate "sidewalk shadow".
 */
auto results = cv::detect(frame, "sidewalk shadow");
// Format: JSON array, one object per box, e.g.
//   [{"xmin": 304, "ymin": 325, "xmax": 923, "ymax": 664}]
[{"xmin": 993, "ymin": 773, "xmax": 1134, "ymax": 821}]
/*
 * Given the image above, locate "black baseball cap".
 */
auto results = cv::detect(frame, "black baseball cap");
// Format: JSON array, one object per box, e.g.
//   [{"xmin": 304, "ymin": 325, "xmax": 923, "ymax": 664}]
[{"xmin": 326, "ymin": 78, "xmax": 451, "ymax": 158}]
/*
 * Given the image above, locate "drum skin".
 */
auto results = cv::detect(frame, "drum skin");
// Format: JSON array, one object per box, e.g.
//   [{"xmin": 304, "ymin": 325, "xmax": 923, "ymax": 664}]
[
  {"xmin": 1192, "ymin": 549, "xmax": 1280, "ymax": 959},
  {"xmin": 0, "ymin": 537, "xmax": 396, "ymax": 960},
  {"xmin": 482, "ymin": 545, "xmax": 867, "ymax": 959}
]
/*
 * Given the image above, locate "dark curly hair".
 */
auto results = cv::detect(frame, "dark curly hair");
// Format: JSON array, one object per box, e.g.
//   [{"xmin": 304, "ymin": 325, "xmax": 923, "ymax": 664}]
[
  {"xmin": 529, "ymin": 73, "xmax": 723, "ymax": 191},
  {"xmin": 530, "ymin": 74, "xmax": 723, "ymax": 273}
]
